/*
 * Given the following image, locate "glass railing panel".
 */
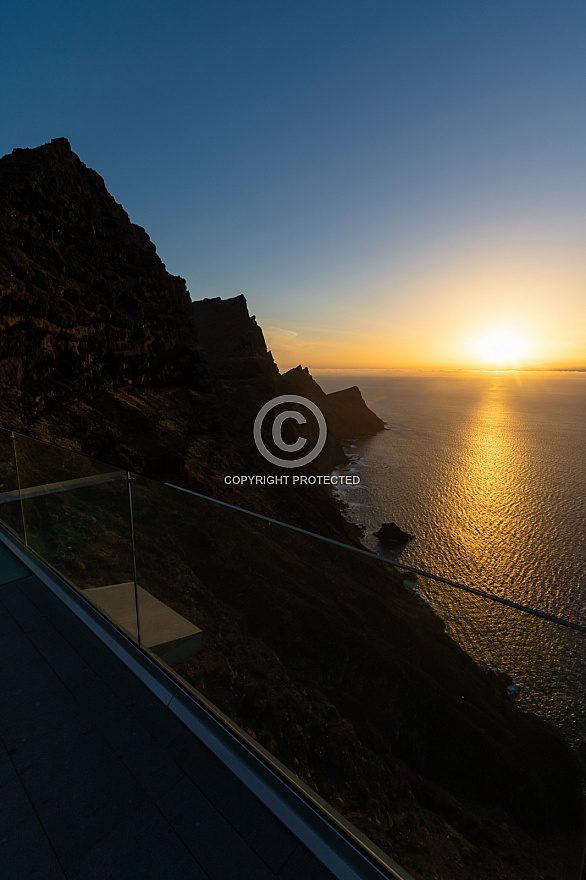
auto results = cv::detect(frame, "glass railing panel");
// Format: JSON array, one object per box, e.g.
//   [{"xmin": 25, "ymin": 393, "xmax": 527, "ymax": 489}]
[
  {"xmin": 406, "ymin": 575, "xmax": 586, "ymax": 749},
  {"xmin": 132, "ymin": 476, "xmax": 586, "ymax": 880},
  {"xmin": 130, "ymin": 476, "xmax": 204, "ymax": 663},
  {"xmin": 13, "ymin": 430, "xmax": 121, "ymax": 486},
  {"xmin": 0, "ymin": 428, "xmax": 25, "ymax": 540},
  {"xmin": 12, "ymin": 432, "xmax": 138, "ymax": 641}
]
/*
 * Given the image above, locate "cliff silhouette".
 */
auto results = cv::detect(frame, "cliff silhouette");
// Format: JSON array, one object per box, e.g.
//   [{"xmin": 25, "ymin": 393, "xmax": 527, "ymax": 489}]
[
  {"xmin": 0, "ymin": 138, "xmax": 203, "ymax": 401},
  {"xmin": 0, "ymin": 138, "xmax": 381, "ymax": 541}
]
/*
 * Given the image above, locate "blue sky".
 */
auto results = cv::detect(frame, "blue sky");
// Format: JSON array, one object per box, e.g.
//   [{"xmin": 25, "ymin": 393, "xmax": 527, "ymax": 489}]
[{"xmin": 2, "ymin": 1, "xmax": 585, "ymax": 369}]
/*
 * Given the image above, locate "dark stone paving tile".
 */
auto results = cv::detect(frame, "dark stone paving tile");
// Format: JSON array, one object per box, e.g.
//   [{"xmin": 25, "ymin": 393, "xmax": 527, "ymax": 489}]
[
  {"xmin": 67, "ymin": 801, "xmax": 209, "ymax": 880},
  {"xmin": 277, "ymin": 845, "xmax": 337, "ymax": 880},
  {"xmin": 19, "ymin": 577, "xmax": 81, "ymax": 629},
  {"xmin": 180, "ymin": 744, "xmax": 297, "ymax": 873},
  {"xmin": 97, "ymin": 715, "xmax": 184, "ymax": 800},
  {"xmin": 0, "ymin": 601, "xmax": 112, "ymax": 721},
  {"xmin": 0, "ymin": 815, "xmax": 66, "ymax": 880},
  {"xmin": 107, "ymin": 670, "xmax": 196, "ymax": 755},
  {"xmin": 0, "ymin": 777, "xmax": 37, "ymax": 836},
  {"xmin": 67, "ymin": 667, "xmax": 134, "ymax": 730},
  {"xmin": 157, "ymin": 775, "xmax": 276, "ymax": 880},
  {"xmin": 107, "ymin": 666, "xmax": 163, "ymax": 714},
  {"xmin": 18, "ymin": 574, "xmax": 59, "ymax": 603},
  {"xmin": 0, "ymin": 741, "xmax": 16, "ymax": 789},
  {"xmin": 0, "ymin": 605, "xmax": 20, "ymax": 637},
  {"xmin": 143, "ymin": 710, "xmax": 198, "ymax": 763},
  {"xmin": 0, "ymin": 628, "xmax": 41, "ymax": 671},
  {"xmin": 9, "ymin": 712, "xmax": 94, "ymax": 776},
  {"xmin": 0, "ymin": 657, "xmax": 81, "ymax": 749},
  {"xmin": 63, "ymin": 624, "xmax": 129, "ymax": 680},
  {"xmin": 30, "ymin": 601, "xmax": 90, "ymax": 651},
  {"xmin": 1, "ymin": 585, "xmax": 50, "ymax": 634},
  {"xmin": 30, "ymin": 619, "xmax": 78, "ymax": 660},
  {"xmin": 17, "ymin": 726, "xmax": 148, "ymax": 870},
  {"xmin": 22, "ymin": 622, "xmax": 100, "ymax": 689},
  {"xmin": 19, "ymin": 579, "xmax": 127, "ymax": 677}
]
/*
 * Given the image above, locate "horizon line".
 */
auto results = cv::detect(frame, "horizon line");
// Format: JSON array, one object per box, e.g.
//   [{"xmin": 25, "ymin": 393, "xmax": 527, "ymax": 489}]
[{"xmin": 293, "ymin": 366, "xmax": 586, "ymax": 375}]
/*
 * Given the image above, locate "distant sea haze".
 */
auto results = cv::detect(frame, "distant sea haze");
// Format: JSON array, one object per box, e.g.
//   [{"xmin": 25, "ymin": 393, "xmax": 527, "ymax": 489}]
[{"xmin": 318, "ymin": 371, "xmax": 586, "ymax": 628}]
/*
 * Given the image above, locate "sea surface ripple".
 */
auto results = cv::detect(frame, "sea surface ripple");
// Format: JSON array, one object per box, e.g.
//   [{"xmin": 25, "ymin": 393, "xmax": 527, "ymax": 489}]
[{"xmin": 319, "ymin": 371, "xmax": 586, "ymax": 628}]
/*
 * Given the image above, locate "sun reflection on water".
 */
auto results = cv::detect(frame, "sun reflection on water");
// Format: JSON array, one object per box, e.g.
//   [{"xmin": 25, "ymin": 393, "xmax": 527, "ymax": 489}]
[{"xmin": 411, "ymin": 377, "xmax": 586, "ymax": 745}]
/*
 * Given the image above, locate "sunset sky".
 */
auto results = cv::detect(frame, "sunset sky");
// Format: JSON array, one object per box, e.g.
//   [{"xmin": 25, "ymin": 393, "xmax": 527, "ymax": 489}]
[{"xmin": 2, "ymin": 1, "xmax": 585, "ymax": 371}]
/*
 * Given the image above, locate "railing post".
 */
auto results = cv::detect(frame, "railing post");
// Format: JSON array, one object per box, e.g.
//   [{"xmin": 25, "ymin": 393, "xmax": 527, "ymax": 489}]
[
  {"xmin": 12, "ymin": 431, "xmax": 28, "ymax": 548},
  {"xmin": 126, "ymin": 472, "xmax": 142, "ymax": 647}
]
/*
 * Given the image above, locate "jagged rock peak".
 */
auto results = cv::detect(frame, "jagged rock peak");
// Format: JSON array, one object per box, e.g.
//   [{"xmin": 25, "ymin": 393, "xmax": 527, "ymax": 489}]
[
  {"xmin": 0, "ymin": 138, "xmax": 203, "ymax": 409},
  {"xmin": 280, "ymin": 365, "xmax": 327, "ymax": 400},
  {"xmin": 192, "ymin": 294, "xmax": 278, "ymax": 370},
  {"xmin": 2, "ymin": 138, "xmax": 100, "ymax": 199},
  {"xmin": 280, "ymin": 367, "xmax": 385, "ymax": 439}
]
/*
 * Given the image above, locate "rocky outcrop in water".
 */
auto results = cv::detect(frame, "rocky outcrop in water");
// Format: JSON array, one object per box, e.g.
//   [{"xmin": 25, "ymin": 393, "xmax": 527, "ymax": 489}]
[{"xmin": 375, "ymin": 522, "xmax": 414, "ymax": 544}]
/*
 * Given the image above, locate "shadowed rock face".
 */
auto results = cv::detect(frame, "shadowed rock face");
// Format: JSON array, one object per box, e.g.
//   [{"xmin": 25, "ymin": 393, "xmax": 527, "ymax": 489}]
[
  {"xmin": 325, "ymin": 384, "xmax": 386, "ymax": 437},
  {"xmin": 0, "ymin": 138, "xmax": 205, "ymax": 411},
  {"xmin": 189, "ymin": 309, "xmax": 385, "ymax": 474},
  {"xmin": 191, "ymin": 294, "xmax": 281, "ymax": 439},
  {"xmin": 279, "ymin": 364, "xmax": 329, "ymax": 403},
  {"xmin": 192, "ymin": 294, "xmax": 278, "ymax": 374}
]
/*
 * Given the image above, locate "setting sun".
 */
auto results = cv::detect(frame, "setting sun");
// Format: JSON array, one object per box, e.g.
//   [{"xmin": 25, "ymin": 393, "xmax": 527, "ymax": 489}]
[{"xmin": 469, "ymin": 327, "xmax": 532, "ymax": 369}]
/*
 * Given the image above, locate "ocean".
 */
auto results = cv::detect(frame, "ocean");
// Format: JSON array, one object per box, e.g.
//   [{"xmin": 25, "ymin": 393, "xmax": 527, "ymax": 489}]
[{"xmin": 317, "ymin": 370, "xmax": 586, "ymax": 628}]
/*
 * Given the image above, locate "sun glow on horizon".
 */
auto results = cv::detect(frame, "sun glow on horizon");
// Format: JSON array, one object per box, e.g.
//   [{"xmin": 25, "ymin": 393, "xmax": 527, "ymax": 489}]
[{"xmin": 468, "ymin": 327, "xmax": 533, "ymax": 369}]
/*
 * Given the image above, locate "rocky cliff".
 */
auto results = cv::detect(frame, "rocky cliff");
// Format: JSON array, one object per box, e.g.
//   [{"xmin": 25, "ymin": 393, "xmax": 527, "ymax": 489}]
[
  {"xmin": 280, "ymin": 364, "xmax": 385, "ymax": 438},
  {"xmin": 0, "ymin": 138, "xmax": 205, "ymax": 411},
  {"xmin": 190, "ymin": 302, "xmax": 362, "ymax": 475},
  {"xmin": 192, "ymin": 294, "xmax": 278, "ymax": 377},
  {"xmin": 0, "ymin": 139, "xmax": 377, "ymax": 542}
]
